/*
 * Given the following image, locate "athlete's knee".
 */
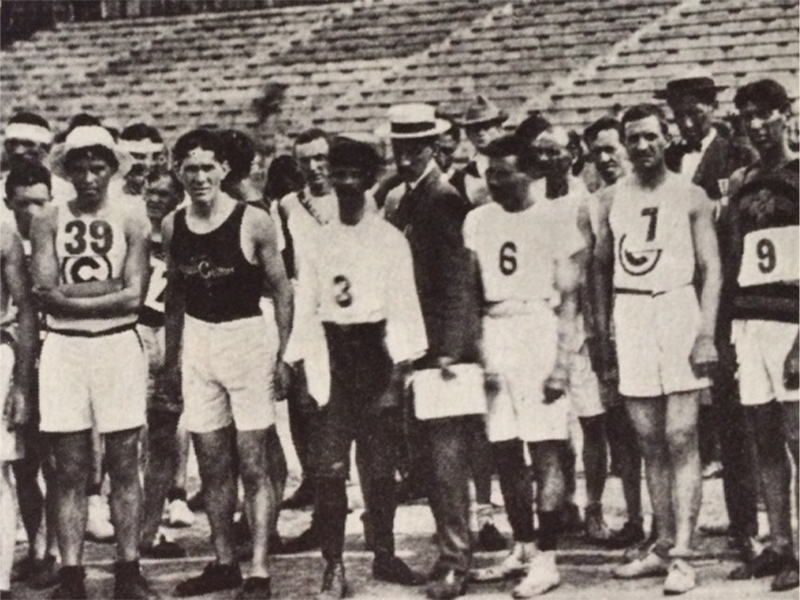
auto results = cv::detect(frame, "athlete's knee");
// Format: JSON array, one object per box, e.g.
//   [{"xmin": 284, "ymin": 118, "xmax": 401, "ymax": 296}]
[
  {"xmin": 56, "ymin": 456, "xmax": 90, "ymax": 490},
  {"xmin": 238, "ymin": 455, "xmax": 270, "ymax": 494},
  {"xmin": 665, "ymin": 421, "xmax": 698, "ymax": 455}
]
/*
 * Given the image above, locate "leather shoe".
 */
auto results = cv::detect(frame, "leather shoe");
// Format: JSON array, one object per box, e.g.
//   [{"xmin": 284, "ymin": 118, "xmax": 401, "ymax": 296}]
[
  {"xmin": 373, "ymin": 556, "xmax": 425, "ymax": 586},
  {"xmin": 426, "ymin": 569, "xmax": 467, "ymax": 600}
]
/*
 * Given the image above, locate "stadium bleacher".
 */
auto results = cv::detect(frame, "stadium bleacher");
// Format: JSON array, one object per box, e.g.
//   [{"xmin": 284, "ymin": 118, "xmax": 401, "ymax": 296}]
[{"xmin": 2, "ymin": 0, "xmax": 798, "ymax": 141}]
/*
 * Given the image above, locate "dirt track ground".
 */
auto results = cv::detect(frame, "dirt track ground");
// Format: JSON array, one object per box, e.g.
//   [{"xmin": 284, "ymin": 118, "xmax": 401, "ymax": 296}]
[{"xmin": 11, "ymin": 403, "xmax": 798, "ymax": 599}]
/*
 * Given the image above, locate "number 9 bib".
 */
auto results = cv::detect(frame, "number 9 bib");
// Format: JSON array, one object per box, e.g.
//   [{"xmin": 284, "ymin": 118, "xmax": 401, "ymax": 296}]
[{"xmin": 738, "ymin": 226, "xmax": 799, "ymax": 287}]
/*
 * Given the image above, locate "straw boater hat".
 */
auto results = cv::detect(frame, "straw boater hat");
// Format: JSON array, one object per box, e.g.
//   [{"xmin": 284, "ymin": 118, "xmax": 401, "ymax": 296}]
[
  {"xmin": 655, "ymin": 68, "xmax": 725, "ymax": 103},
  {"xmin": 383, "ymin": 103, "xmax": 451, "ymax": 139},
  {"xmin": 50, "ymin": 125, "xmax": 132, "ymax": 181},
  {"xmin": 459, "ymin": 95, "xmax": 508, "ymax": 127}
]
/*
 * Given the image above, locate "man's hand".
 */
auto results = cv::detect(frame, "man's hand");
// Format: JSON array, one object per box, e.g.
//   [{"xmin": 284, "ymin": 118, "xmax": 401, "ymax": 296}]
[
  {"xmin": 784, "ymin": 334, "xmax": 799, "ymax": 391},
  {"xmin": 4, "ymin": 382, "xmax": 30, "ymax": 429},
  {"xmin": 543, "ymin": 372, "xmax": 567, "ymax": 404},
  {"xmin": 274, "ymin": 360, "xmax": 294, "ymax": 401},
  {"xmin": 484, "ymin": 372, "xmax": 502, "ymax": 395},
  {"xmin": 437, "ymin": 356, "xmax": 457, "ymax": 381},
  {"xmin": 690, "ymin": 333, "xmax": 718, "ymax": 378}
]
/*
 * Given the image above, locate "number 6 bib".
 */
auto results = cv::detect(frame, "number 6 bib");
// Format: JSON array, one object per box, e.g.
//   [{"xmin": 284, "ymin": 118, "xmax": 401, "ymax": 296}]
[{"xmin": 738, "ymin": 226, "xmax": 799, "ymax": 288}]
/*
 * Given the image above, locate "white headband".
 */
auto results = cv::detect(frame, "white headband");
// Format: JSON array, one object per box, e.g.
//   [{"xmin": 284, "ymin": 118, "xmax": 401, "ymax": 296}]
[
  {"xmin": 118, "ymin": 139, "xmax": 164, "ymax": 154},
  {"xmin": 5, "ymin": 122, "xmax": 53, "ymax": 145}
]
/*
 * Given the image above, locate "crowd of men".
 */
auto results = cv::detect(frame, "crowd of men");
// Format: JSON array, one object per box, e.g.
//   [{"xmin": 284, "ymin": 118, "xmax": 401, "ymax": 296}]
[{"xmin": 0, "ymin": 69, "xmax": 797, "ymax": 600}]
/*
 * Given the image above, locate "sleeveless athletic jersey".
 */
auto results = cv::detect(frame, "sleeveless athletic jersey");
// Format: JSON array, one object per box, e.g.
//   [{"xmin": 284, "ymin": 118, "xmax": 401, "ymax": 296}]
[
  {"xmin": 139, "ymin": 242, "xmax": 168, "ymax": 328},
  {"xmin": 609, "ymin": 173, "xmax": 703, "ymax": 293},
  {"xmin": 171, "ymin": 202, "xmax": 262, "ymax": 324},
  {"xmin": 47, "ymin": 202, "xmax": 137, "ymax": 334},
  {"xmin": 731, "ymin": 159, "xmax": 799, "ymax": 323},
  {"xmin": 463, "ymin": 201, "xmax": 585, "ymax": 308},
  {"xmin": 301, "ymin": 213, "xmax": 427, "ymax": 364}
]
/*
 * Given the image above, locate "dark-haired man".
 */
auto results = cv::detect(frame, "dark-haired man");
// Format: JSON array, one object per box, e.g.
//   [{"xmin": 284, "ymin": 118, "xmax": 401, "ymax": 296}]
[
  {"xmin": 3, "ymin": 161, "xmax": 62, "ymax": 589},
  {"xmin": 31, "ymin": 125, "xmax": 155, "ymax": 599},
  {"xmin": 465, "ymin": 133, "xmax": 583, "ymax": 597},
  {"xmin": 164, "ymin": 128, "xmax": 293, "ymax": 599},
  {"xmin": 584, "ymin": 117, "xmax": 628, "ymax": 190},
  {"xmin": 593, "ymin": 104, "xmax": 721, "ymax": 595},
  {"xmin": 289, "ymin": 135, "xmax": 427, "ymax": 599},
  {"xmin": 138, "ymin": 171, "xmax": 189, "ymax": 560},
  {"xmin": 581, "ymin": 116, "xmax": 646, "ymax": 551},
  {"xmin": 386, "ymin": 103, "xmax": 475, "ymax": 600},
  {"xmin": 278, "ymin": 128, "xmax": 334, "ymax": 517},
  {"xmin": 725, "ymin": 79, "xmax": 799, "ymax": 592},
  {"xmin": 1, "ymin": 203, "xmax": 39, "ymax": 600}
]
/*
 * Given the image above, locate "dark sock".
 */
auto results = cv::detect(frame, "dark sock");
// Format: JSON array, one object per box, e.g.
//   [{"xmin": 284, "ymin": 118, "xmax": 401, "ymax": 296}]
[
  {"xmin": 537, "ymin": 511, "xmax": 560, "ymax": 552},
  {"xmin": 167, "ymin": 487, "xmax": 187, "ymax": 503},
  {"xmin": 86, "ymin": 483, "xmax": 102, "ymax": 496}
]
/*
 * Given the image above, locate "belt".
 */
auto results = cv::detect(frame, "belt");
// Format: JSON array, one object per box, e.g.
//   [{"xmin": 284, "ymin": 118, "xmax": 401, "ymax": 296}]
[
  {"xmin": 614, "ymin": 283, "xmax": 692, "ymax": 298},
  {"xmin": 46, "ymin": 322, "xmax": 136, "ymax": 338}
]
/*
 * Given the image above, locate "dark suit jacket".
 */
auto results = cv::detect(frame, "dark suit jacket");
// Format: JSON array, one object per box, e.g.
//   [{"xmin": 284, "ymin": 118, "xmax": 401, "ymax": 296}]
[
  {"xmin": 390, "ymin": 166, "xmax": 477, "ymax": 366},
  {"xmin": 665, "ymin": 125, "xmax": 757, "ymax": 200}
]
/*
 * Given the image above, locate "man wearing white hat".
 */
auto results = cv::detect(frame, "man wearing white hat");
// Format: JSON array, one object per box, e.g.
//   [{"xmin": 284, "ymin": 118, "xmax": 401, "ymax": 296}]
[
  {"xmin": 30, "ymin": 124, "xmax": 156, "ymax": 599},
  {"xmin": 386, "ymin": 103, "xmax": 477, "ymax": 600},
  {"xmin": 2, "ymin": 111, "xmax": 75, "ymax": 205}
]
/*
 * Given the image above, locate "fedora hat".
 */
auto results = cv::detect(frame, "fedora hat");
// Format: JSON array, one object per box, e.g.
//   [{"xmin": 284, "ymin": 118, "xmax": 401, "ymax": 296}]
[
  {"xmin": 459, "ymin": 95, "xmax": 508, "ymax": 127},
  {"xmin": 655, "ymin": 68, "xmax": 725, "ymax": 102},
  {"xmin": 50, "ymin": 125, "xmax": 132, "ymax": 181},
  {"xmin": 382, "ymin": 103, "xmax": 451, "ymax": 139}
]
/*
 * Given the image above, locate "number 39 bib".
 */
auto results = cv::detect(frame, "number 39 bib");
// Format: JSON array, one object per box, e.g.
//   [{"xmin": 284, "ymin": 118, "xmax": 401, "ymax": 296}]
[{"xmin": 738, "ymin": 226, "xmax": 799, "ymax": 288}]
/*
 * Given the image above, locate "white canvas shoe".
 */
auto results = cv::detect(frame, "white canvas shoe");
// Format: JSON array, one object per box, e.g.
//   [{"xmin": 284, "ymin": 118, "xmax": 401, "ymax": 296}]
[{"xmin": 512, "ymin": 551, "xmax": 560, "ymax": 598}]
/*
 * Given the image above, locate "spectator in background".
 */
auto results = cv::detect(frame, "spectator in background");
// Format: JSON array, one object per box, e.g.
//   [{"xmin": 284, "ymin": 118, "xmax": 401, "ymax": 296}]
[
  {"xmin": 138, "ymin": 170, "xmax": 189, "ymax": 560},
  {"xmin": 118, "ymin": 123, "xmax": 166, "ymax": 200},
  {"xmin": 451, "ymin": 95, "xmax": 507, "ymax": 207},
  {"xmin": 658, "ymin": 70, "xmax": 760, "ymax": 559},
  {"xmin": 220, "ymin": 129, "xmax": 261, "ymax": 204}
]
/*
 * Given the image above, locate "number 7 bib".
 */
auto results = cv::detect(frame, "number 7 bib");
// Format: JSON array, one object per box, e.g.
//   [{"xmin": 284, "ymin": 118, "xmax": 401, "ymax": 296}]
[{"xmin": 738, "ymin": 226, "xmax": 799, "ymax": 287}]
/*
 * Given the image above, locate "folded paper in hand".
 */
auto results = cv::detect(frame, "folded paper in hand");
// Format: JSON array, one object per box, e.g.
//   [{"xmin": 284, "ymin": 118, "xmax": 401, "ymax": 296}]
[{"xmin": 412, "ymin": 363, "xmax": 487, "ymax": 420}]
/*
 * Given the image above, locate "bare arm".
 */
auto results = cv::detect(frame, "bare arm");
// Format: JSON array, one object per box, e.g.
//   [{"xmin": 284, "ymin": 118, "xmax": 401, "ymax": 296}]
[
  {"xmin": 691, "ymin": 192, "xmax": 722, "ymax": 340},
  {"xmin": 60, "ymin": 279, "xmax": 124, "ymax": 297},
  {"xmin": 546, "ymin": 251, "xmax": 581, "ymax": 400},
  {"xmin": 33, "ymin": 213, "xmax": 150, "ymax": 319},
  {"xmin": 249, "ymin": 208, "xmax": 294, "ymax": 360},
  {"xmin": 689, "ymin": 191, "xmax": 722, "ymax": 374},
  {"xmin": 2, "ymin": 223, "xmax": 38, "ymax": 426}
]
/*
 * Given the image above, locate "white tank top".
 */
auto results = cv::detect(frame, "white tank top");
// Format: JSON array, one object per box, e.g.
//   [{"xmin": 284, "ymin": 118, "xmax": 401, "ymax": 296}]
[
  {"xmin": 464, "ymin": 201, "xmax": 585, "ymax": 309},
  {"xmin": 609, "ymin": 173, "xmax": 700, "ymax": 294},
  {"xmin": 47, "ymin": 203, "xmax": 136, "ymax": 333}
]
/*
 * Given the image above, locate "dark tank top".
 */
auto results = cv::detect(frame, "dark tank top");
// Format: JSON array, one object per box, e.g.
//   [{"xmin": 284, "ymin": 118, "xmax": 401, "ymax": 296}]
[{"xmin": 171, "ymin": 203, "xmax": 262, "ymax": 323}]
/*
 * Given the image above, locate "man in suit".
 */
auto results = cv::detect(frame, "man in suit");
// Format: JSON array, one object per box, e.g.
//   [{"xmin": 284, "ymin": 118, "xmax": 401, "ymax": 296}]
[
  {"xmin": 386, "ymin": 104, "xmax": 477, "ymax": 600},
  {"xmin": 451, "ymin": 95, "xmax": 507, "ymax": 207},
  {"xmin": 657, "ymin": 71, "xmax": 760, "ymax": 560}
]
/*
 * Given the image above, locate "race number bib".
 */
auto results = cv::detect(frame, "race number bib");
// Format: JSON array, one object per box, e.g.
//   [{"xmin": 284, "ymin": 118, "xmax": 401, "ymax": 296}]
[
  {"xmin": 144, "ymin": 257, "xmax": 167, "ymax": 313},
  {"xmin": 738, "ymin": 226, "xmax": 799, "ymax": 287},
  {"xmin": 59, "ymin": 219, "xmax": 116, "ymax": 284}
]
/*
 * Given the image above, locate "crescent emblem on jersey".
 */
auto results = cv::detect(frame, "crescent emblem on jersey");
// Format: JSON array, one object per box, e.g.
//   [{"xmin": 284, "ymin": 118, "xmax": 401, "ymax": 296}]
[
  {"xmin": 61, "ymin": 255, "xmax": 113, "ymax": 283},
  {"xmin": 618, "ymin": 234, "xmax": 662, "ymax": 277}
]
